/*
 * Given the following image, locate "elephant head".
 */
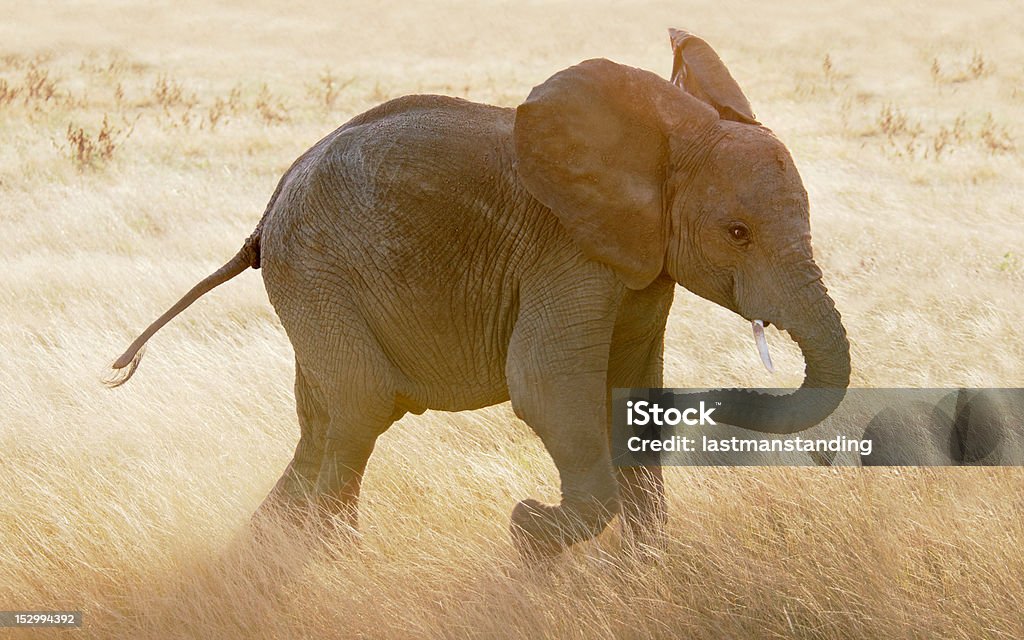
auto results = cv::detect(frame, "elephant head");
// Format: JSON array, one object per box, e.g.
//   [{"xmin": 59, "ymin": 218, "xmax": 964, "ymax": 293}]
[{"xmin": 513, "ymin": 30, "xmax": 850, "ymax": 433}]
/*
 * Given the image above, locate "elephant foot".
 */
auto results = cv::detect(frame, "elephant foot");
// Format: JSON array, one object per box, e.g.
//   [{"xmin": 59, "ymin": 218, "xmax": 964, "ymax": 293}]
[
  {"xmin": 253, "ymin": 461, "xmax": 321, "ymax": 525},
  {"xmin": 616, "ymin": 466, "xmax": 667, "ymax": 558},
  {"xmin": 619, "ymin": 503, "xmax": 668, "ymax": 559},
  {"xmin": 244, "ymin": 499, "xmax": 315, "ymax": 556},
  {"xmin": 510, "ymin": 496, "xmax": 618, "ymax": 561},
  {"xmin": 244, "ymin": 495, "xmax": 361, "ymax": 565},
  {"xmin": 620, "ymin": 521, "xmax": 667, "ymax": 560},
  {"xmin": 251, "ymin": 485, "xmax": 317, "ymax": 528},
  {"xmin": 314, "ymin": 494, "xmax": 362, "ymax": 541},
  {"xmin": 510, "ymin": 499, "xmax": 566, "ymax": 560}
]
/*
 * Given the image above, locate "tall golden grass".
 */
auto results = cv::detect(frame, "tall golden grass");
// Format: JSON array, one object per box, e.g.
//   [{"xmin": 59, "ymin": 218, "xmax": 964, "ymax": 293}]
[{"xmin": 1, "ymin": 1, "xmax": 1022, "ymax": 637}]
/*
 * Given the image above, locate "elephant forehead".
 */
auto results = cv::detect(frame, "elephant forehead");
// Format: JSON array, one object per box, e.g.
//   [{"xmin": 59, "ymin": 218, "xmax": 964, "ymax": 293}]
[
  {"xmin": 736, "ymin": 176, "xmax": 808, "ymax": 218},
  {"xmin": 708, "ymin": 136, "xmax": 808, "ymax": 216},
  {"xmin": 702, "ymin": 163, "xmax": 807, "ymax": 220}
]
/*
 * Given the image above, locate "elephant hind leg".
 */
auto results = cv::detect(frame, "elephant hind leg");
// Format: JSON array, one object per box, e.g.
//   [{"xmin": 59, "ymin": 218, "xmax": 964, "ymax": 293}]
[
  {"xmin": 253, "ymin": 362, "xmax": 329, "ymax": 522},
  {"xmin": 313, "ymin": 399, "xmax": 396, "ymax": 531},
  {"xmin": 255, "ymin": 311, "xmax": 402, "ymax": 533}
]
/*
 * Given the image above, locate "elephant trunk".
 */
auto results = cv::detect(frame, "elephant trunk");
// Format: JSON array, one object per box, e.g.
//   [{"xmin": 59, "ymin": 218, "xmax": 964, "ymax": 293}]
[{"xmin": 677, "ymin": 281, "xmax": 851, "ymax": 434}]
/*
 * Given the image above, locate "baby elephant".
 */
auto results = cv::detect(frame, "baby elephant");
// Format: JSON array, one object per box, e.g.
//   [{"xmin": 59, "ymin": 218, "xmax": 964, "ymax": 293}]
[
  {"xmin": 861, "ymin": 389, "xmax": 1024, "ymax": 466},
  {"xmin": 107, "ymin": 30, "xmax": 851, "ymax": 557}
]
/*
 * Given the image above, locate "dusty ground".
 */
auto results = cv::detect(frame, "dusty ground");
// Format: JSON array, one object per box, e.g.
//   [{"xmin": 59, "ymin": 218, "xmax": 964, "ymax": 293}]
[{"xmin": 1, "ymin": 1, "xmax": 1022, "ymax": 637}]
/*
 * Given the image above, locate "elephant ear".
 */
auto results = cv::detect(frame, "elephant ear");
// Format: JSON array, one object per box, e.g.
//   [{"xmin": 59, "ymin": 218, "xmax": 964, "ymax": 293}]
[
  {"xmin": 668, "ymin": 28, "xmax": 759, "ymax": 125},
  {"xmin": 514, "ymin": 58, "xmax": 715, "ymax": 290}
]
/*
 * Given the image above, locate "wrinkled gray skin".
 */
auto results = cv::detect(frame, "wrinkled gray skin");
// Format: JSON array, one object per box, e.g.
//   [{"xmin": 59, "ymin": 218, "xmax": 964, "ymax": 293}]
[
  {"xmin": 107, "ymin": 31, "xmax": 851, "ymax": 557},
  {"xmin": 859, "ymin": 389, "xmax": 1024, "ymax": 466}
]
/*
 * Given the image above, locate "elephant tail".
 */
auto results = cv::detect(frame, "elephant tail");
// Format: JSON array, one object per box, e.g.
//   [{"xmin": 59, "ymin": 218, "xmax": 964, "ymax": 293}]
[{"xmin": 103, "ymin": 228, "xmax": 262, "ymax": 388}]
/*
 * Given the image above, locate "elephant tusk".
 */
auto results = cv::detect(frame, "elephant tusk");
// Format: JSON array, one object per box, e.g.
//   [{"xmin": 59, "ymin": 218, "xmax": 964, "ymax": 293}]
[{"xmin": 752, "ymin": 319, "xmax": 775, "ymax": 373}]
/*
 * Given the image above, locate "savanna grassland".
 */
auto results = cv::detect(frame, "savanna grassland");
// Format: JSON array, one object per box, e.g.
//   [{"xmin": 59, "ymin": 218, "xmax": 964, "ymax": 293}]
[{"xmin": 2, "ymin": 1, "xmax": 1023, "ymax": 638}]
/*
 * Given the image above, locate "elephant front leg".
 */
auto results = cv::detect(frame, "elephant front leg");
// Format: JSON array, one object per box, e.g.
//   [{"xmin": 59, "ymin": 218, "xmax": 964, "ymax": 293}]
[
  {"xmin": 605, "ymin": 282, "xmax": 675, "ymax": 553},
  {"xmin": 506, "ymin": 389, "xmax": 620, "ymax": 558},
  {"xmin": 616, "ymin": 465, "xmax": 665, "ymax": 551},
  {"xmin": 610, "ymin": 345, "xmax": 670, "ymax": 552},
  {"xmin": 505, "ymin": 286, "xmax": 621, "ymax": 559}
]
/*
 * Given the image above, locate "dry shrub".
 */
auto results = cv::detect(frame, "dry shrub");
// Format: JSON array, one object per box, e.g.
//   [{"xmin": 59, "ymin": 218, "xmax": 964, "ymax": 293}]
[
  {"xmin": 876, "ymin": 104, "xmax": 921, "ymax": 140},
  {"xmin": 63, "ymin": 115, "xmax": 134, "ymax": 171},
  {"xmin": 871, "ymin": 104, "xmax": 1014, "ymax": 159},
  {"xmin": 308, "ymin": 69, "xmax": 354, "ymax": 112},
  {"xmin": 979, "ymin": 114, "xmax": 1015, "ymax": 153},
  {"xmin": 151, "ymin": 74, "xmax": 196, "ymax": 109},
  {"xmin": 207, "ymin": 86, "xmax": 243, "ymax": 130},
  {"xmin": 254, "ymin": 84, "xmax": 289, "ymax": 124},
  {"xmin": 24, "ymin": 64, "xmax": 59, "ymax": 104},
  {"xmin": 207, "ymin": 97, "xmax": 228, "ymax": 129},
  {"xmin": 0, "ymin": 78, "xmax": 20, "ymax": 107},
  {"xmin": 930, "ymin": 51, "xmax": 992, "ymax": 84}
]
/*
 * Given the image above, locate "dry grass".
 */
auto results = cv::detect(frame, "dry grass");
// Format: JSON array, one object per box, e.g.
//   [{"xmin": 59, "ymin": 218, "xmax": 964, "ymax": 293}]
[{"xmin": 1, "ymin": 0, "xmax": 1022, "ymax": 638}]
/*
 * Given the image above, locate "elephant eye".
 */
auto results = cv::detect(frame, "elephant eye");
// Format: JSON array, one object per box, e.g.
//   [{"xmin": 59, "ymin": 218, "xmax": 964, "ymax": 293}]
[{"xmin": 728, "ymin": 222, "xmax": 751, "ymax": 244}]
